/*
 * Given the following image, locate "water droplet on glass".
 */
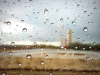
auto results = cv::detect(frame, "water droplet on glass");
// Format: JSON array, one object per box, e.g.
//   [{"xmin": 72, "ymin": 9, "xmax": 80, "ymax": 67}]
[
  {"xmin": 53, "ymin": 38, "xmax": 55, "ymax": 40},
  {"xmin": 29, "ymin": 0, "xmax": 33, "ymax": 3},
  {"xmin": 84, "ymin": 11, "xmax": 87, "ymax": 14},
  {"xmin": 21, "ymin": 20, "xmax": 24, "ymax": 22},
  {"xmin": 51, "ymin": 23, "xmax": 54, "ymax": 25},
  {"xmin": 78, "ymin": 73, "xmax": 81, "ymax": 75},
  {"xmin": 64, "ymin": 66, "xmax": 66, "ymax": 68},
  {"xmin": 9, "ymin": 51, "xmax": 12, "ymax": 55},
  {"xmin": 95, "ymin": 66, "xmax": 97, "ymax": 68},
  {"xmin": 87, "ymin": 34, "xmax": 89, "ymax": 37},
  {"xmin": 75, "ymin": 47, "xmax": 78, "ymax": 49},
  {"xmin": 86, "ymin": 57, "xmax": 90, "ymax": 60},
  {"xmin": 18, "ymin": 62, "xmax": 22, "ymax": 66},
  {"xmin": 83, "ymin": 27, "xmax": 88, "ymax": 32},
  {"xmin": 22, "ymin": 28, "xmax": 27, "ymax": 32},
  {"xmin": 72, "ymin": 21, "xmax": 76, "ymax": 25},
  {"xmin": 11, "ymin": 42, "xmax": 15, "ymax": 45},
  {"xmin": 44, "ymin": 9, "xmax": 49, "ymax": 15},
  {"xmin": 1, "ymin": 72, "xmax": 6, "ymax": 75},
  {"xmin": 20, "ymin": 73, "xmax": 23, "ymax": 75},
  {"xmin": 45, "ymin": 55, "xmax": 48, "ymax": 58},
  {"xmin": 77, "ymin": 38, "xmax": 80, "ymax": 40},
  {"xmin": 46, "ymin": 19, "xmax": 49, "ymax": 22},
  {"xmin": 94, "ymin": 7, "xmax": 97, "ymax": 10},
  {"xmin": 40, "ymin": 61, "xmax": 44, "ymax": 65},
  {"xmin": 82, "ymin": 40, "xmax": 85, "ymax": 43},
  {"xmin": 93, "ymin": 42, "xmax": 96, "ymax": 45},
  {"xmin": 11, "ymin": 14, "xmax": 14, "ymax": 17},
  {"xmin": 37, "ymin": 12, "xmax": 40, "ymax": 14},
  {"xmin": 89, "ymin": 46, "xmax": 92, "ymax": 49},
  {"xmin": 29, "ymin": 36, "xmax": 32, "ymax": 38},
  {"xmin": 49, "ymin": 72, "xmax": 52, "ymax": 75},
  {"xmin": 26, "ymin": 54, "xmax": 32, "ymax": 59},
  {"xmin": 41, "ymin": 48, "xmax": 43, "ymax": 50},
  {"xmin": 0, "ymin": 10, "xmax": 2, "ymax": 13},
  {"xmin": 91, "ymin": 59, "xmax": 94, "ymax": 62},
  {"xmin": 61, "ymin": 46, "xmax": 64, "ymax": 49},
  {"xmin": 77, "ymin": 4, "xmax": 80, "ymax": 7},
  {"xmin": 6, "ymin": 21, "xmax": 11, "ymax": 25},
  {"xmin": 60, "ymin": 18, "xmax": 63, "ymax": 22},
  {"xmin": 83, "ymin": 48, "xmax": 85, "ymax": 50},
  {"xmin": 3, "ymin": 1, "xmax": 7, "ymax": 3},
  {"xmin": 88, "ymin": 22, "xmax": 90, "ymax": 24}
]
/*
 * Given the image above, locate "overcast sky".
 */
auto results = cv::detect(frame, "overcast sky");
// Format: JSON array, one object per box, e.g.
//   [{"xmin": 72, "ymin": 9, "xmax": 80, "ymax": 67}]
[{"xmin": 0, "ymin": 0, "xmax": 100, "ymax": 45}]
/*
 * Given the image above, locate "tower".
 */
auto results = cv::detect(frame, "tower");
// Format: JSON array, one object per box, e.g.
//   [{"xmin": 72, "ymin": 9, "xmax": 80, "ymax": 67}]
[{"xmin": 67, "ymin": 29, "xmax": 72, "ymax": 44}]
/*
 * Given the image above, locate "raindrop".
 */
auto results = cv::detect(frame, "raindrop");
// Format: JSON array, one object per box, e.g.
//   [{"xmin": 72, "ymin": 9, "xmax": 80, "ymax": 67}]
[
  {"xmin": 37, "ymin": 12, "xmax": 40, "ymax": 14},
  {"xmin": 6, "ymin": 21, "xmax": 11, "ymax": 25},
  {"xmin": 61, "ymin": 46, "xmax": 64, "ymax": 49},
  {"xmin": 91, "ymin": 59, "xmax": 94, "ymax": 62},
  {"xmin": 77, "ymin": 4, "xmax": 80, "ymax": 7},
  {"xmin": 13, "ymin": 2, "xmax": 16, "ymax": 4},
  {"xmin": 67, "ymin": 17, "xmax": 69, "ymax": 20},
  {"xmin": 17, "ymin": 0, "xmax": 20, "ymax": 2},
  {"xmin": 95, "ymin": 66, "xmax": 98, "ymax": 68},
  {"xmin": 87, "ymin": 34, "xmax": 89, "ymax": 37},
  {"xmin": 0, "ymin": 10, "xmax": 2, "ymax": 13},
  {"xmin": 20, "ymin": 73, "xmax": 23, "ymax": 75},
  {"xmin": 93, "ymin": 2, "xmax": 96, "ymax": 4},
  {"xmin": 64, "ymin": 66, "xmax": 66, "ymax": 68},
  {"xmin": 11, "ymin": 42, "xmax": 15, "ymax": 45},
  {"xmin": 83, "ymin": 48, "xmax": 85, "ymax": 50},
  {"xmin": 77, "ymin": 38, "xmax": 80, "ymax": 40},
  {"xmin": 51, "ymin": 23, "xmax": 54, "ymax": 25},
  {"xmin": 83, "ymin": 27, "xmax": 88, "ymax": 32},
  {"xmin": 45, "ymin": 55, "xmax": 48, "ymax": 58},
  {"xmin": 53, "ymin": 38, "xmax": 55, "ymax": 40},
  {"xmin": 26, "ymin": 54, "xmax": 32, "ymax": 59},
  {"xmin": 21, "ymin": 20, "xmax": 24, "ymax": 22},
  {"xmin": 78, "ymin": 73, "xmax": 81, "ymax": 75},
  {"xmin": 1, "ymin": 72, "xmax": 6, "ymax": 75},
  {"xmin": 44, "ymin": 22, "xmax": 46, "ymax": 25},
  {"xmin": 60, "ymin": 18, "xmax": 63, "ymax": 22},
  {"xmin": 33, "ymin": 12, "xmax": 35, "ymax": 14},
  {"xmin": 22, "ymin": 28, "xmax": 27, "ymax": 32},
  {"xmin": 3, "ymin": 1, "xmax": 7, "ymax": 3},
  {"xmin": 46, "ymin": 19, "xmax": 49, "ymax": 22},
  {"xmin": 44, "ymin": 9, "xmax": 49, "ymax": 15},
  {"xmin": 86, "ymin": 57, "xmax": 90, "ymax": 60},
  {"xmin": 89, "ymin": 46, "xmax": 92, "ymax": 49},
  {"xmin": 29, "ymin": 36, "xmax": 32, "ymax": 38},
  {"xmin": 11, "ymin": 14, "xmax": 14, "ymax": 17},
  {"xmin": 72, "ymin": 21, "xmax": 76, "ymax": 25},
  {"xmin": 88, "ymin": 22, "xmax": 90, "ymax": 24},
  {"xmin": 88, "ymin": 15, "xmax": 90, "ymax": 17},
  {"xmin": 18, "ymin": 62, "xmax": 22, "ymax": 66},
  {"xmin": 40, "ymin": 61, "xmax": 44, "ymax": 65},
  {"xmin": 82, "ymin": 40, "xmax": 85, "ymax": 43},
  {"xmin": 29, "ymin": 0, "xmax": 33, "ymax": 3},
  {"xmin": 84, "ymin": 11, "xmax": 87, "ymax": 14},
  {"xmin": 94, "ymin": 7, "xmax": 97, "ymax": 10},
  {"xmin": 41, "ymin": 48, "xmax": 43, "ymax": 50},
  {"xmin": 75, "ymin": 47, "xmax": 78, "ymax": 49},
  {"xmin": 9, "ymin": 51, "xmax": 12, "ymax": 55},
  {"xmin": 49, "ymin": 72, "xmax": 52, "ymax": 75},
  {"xmin": 93, "ymin": 42, "xmax": 96, "ymax": 45}
]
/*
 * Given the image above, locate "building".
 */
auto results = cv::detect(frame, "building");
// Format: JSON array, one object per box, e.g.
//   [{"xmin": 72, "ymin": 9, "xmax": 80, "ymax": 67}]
[
  {"xmin": 67, "ymin": 29, "xmax": 72, "ymax": 44},
  {"xmin": 61, "ymin": 29, "xmax": 72, "ymax": 47},
  {"xmin": 61, "ymin": 38, "xmax": 67, "ymax": 46}
]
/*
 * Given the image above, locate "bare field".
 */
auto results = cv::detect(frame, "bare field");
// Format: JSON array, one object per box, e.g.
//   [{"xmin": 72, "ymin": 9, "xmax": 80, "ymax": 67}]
[{"xmin": 0, "ymin": 57, "xmax": 100, "ymax": 71}]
